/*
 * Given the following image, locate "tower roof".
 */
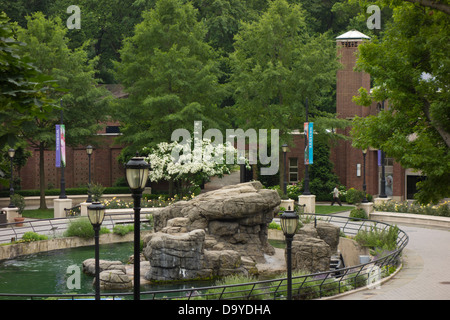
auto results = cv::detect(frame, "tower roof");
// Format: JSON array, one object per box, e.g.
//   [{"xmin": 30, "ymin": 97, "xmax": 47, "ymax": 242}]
[{"xmin": 336, "ymin": 30, "xmax": 370, "ymax": 41}]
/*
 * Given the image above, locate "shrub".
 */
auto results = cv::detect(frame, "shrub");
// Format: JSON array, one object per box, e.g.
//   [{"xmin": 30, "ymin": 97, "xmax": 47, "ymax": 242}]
[
  {"xmin": 354, "ymin": 225, "xmax": 399, "ymax": 251},
  {"xmin": 21, "ymin": 231, "xmax": 48, "ymax": 242},
  {"xmin": 349, "ymin": 208, "xmax": 368, "ymax": 220},
  {"xmin": 345, "ymin": 188, "xmax": 365, "ymax": 204},
  {"xmin": 113, "ymin": 224, "xmax": 134, "ymax": 236},
  {"xmin": 11, "ymin": 194, "xmax": 25, "ymax": 214},
  {"xmin": 64, "ymin": 217, "xmax": 110, "ymax": 238}
]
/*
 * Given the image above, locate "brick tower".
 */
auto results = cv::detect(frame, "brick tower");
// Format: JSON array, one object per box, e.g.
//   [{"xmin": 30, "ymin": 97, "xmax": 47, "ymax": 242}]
[{"xmin": 333, "ymin": 30, "xmax": 379, "ymax": 196}]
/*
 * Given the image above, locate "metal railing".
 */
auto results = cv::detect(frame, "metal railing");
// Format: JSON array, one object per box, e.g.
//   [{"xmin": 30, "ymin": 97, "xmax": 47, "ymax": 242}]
[
  {"xmin": 0, "ymin": 213, "xmax": 409, "ymax": 300},
  {"xmin": 0, "ymin": 212, "xmax": 154, "ymax": 244}
]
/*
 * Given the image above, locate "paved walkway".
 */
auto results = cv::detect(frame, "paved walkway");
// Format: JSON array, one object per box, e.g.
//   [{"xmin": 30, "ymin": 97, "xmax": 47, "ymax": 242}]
[{"xmin": 335, "ymin": 222, "xmax": 450, "ymax": 300}]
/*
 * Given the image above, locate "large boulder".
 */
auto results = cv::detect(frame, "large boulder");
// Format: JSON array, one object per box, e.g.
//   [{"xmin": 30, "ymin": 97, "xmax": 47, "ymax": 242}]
[
  {"xmin": 82, "ymin": 259, "xmax": 126, "ymax": 276},
  {"xmin": 145, "ymin": 181, "xmax": 280, "ymax": 282},
  {"xmin": 288, "ymin": 222, "xmax": 340, "ymax": 273}
]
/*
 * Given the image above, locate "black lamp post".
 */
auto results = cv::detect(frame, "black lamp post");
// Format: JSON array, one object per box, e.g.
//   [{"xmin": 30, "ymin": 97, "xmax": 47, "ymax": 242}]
[
  {"xmin": 87, "ymin": 201, "xmax": 106, "ymax": 300},
  {"xmin": 125, "ymin": 155, "xmax": 150, "ymax": 300},
  {"xmin": 280, "ymin": 206, "xmax": 299, "ymax": 300},
  {"xmin": 8, "ymin": 149, "xmax": 15, "ymax": 208},
  {"xmin": 86, "ymin": 145, "xmax": 93, "ymax": 203},
  {"xmin": 362, "ymin": 149, "xmax": 368, "ymax": 203},
  {"xmin": 282, "ymin": 144, "xmax": 288, "ymax": 196}
]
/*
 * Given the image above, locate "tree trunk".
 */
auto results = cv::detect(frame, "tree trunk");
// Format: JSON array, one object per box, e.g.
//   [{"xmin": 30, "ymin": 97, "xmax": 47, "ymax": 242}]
[{"xmin": 39, "ymin": 142, "xmax": 47, "ymax": 210}]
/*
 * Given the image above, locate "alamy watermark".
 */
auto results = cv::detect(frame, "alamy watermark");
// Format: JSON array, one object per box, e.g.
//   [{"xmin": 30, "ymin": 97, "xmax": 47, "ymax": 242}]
[
  {"xmin": 66, "ymin": 5, "xmax": 81, "ymax": 29},
  {"xmin": 366, "ymin": 5, "xmax": 381, "ymax": 30},
  {"xmin": 171, "ymin": 121, "xmax": 279, "ymax": 176}
]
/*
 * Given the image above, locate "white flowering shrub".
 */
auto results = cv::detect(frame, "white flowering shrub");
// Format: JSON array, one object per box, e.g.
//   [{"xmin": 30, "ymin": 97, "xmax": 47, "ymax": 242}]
[{"xmin": 143, "ymin": 139, "xmax": 248, "ymax": 196}]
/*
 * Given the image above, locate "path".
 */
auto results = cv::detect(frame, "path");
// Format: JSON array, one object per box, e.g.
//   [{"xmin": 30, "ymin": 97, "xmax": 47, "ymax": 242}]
[
  {"xmin": 334, "ymin": 222, "xmax": 450, "ymax": 300},
  {"xmin": 201, "ymin": 170, "xmax": 241, "ymax": 193}
]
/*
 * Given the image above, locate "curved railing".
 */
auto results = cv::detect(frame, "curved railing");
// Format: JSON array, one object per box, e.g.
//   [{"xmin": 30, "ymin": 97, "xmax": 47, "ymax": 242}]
[{"xmin": 0, "ymin": 214, "xmax": 408, "ymax": 300}]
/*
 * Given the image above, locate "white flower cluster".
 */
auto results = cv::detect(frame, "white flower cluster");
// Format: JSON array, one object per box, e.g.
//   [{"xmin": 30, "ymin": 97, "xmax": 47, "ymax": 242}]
[{"xmin": 145, "ymin": 139, "xmax": 248, "ymax": 183}]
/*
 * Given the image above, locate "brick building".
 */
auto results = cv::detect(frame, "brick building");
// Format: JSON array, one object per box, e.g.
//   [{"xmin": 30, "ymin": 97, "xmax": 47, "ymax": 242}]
[{"xmin": 283, "ymin": 30, "xmax": 414, "ymax": 201}]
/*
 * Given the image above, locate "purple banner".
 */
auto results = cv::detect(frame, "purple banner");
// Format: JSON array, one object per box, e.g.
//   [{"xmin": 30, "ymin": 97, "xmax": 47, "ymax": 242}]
[{"xmin": 56, "ymin": 125, "xmax": 61, "ymax": 168}]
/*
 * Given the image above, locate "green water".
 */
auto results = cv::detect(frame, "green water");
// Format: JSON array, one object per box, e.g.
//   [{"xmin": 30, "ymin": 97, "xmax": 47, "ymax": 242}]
[{"xmin": 0, "ymin": 242, "xmax": 135, "ymax": 296}]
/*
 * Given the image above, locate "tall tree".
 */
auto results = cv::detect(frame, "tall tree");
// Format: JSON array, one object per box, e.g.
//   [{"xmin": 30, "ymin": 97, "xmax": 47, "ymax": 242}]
[
  {"xmin": 351, "ymin": 1, "xmax": 449, "ymax": 203},
  {"xmin": 14, "ymin": 13, "xmax": 111, "ymax": 209},
  {"xmin": 229, "ymin": 0, "xmax": 345, "ymax": 184},
  {"xmin": 114, "ymin": 0, "xmax": 227, "ymax": 159},
  {"xmin": 0, "ymin": 12, "xmax": 57, "ymax": 149}
]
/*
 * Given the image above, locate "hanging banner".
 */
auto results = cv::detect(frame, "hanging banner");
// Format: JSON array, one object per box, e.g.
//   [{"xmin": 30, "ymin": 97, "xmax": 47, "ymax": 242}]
[
  {"xmin": 60, "ymin": 124, "xmax": 66, "ymax": 168},
  {"xmin": 56, "ymin": 125, "xmax": 61, "ymax": 168},
  {"xmin": 304, "ymin": 122, "xmax": 313, "ymax": 165},
  {"xmin": 56, "ymin": 124, "xmax": 66, "ymax": 168}
]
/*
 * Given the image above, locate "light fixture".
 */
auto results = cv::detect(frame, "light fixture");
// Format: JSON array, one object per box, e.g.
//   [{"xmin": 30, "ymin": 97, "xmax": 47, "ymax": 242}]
[
  {"xmin": 8, "ymin": 149, "xmax": 15, "ymax": 158},
  {"xmin": 280, "ymin": 206, "xmax": 299, "ymax": 238},
  {"xmin": 125, "ymin": 155, "xmax": 150, "ymax": 191},
  {"xmin": 86, "ymin": 145, "xmax": 93, "ymax": 155},
  {"xmin": 87, "ymin": 202, "xmax": 105, "ymax": 227}
]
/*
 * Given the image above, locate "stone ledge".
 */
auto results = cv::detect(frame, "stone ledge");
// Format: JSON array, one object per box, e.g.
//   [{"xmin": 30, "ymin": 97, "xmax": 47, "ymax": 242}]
[{"xmin": 370, "ymin": 211, "xmax": 450, "ymax": 229}]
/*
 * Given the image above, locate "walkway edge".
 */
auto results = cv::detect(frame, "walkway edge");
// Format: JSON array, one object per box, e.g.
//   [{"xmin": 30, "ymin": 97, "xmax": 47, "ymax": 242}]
[{"xmin": 370, "ymin": 211, "xmax": 450, "ymax": 229}]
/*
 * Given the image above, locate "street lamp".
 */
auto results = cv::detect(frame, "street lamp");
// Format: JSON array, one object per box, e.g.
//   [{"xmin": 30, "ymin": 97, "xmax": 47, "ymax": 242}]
[
  {"xmin": 86, "ymin": 146, "xmax": 93, "ymax": 203},
  {"xmin": 280, "ymin": 206, "xmax": 299, "ymax": 300},
  {"xmin": 282, "ymin": 144, "xmax": 288, "ymax": 196},
  {"xmin": 8, "ymin": 149, "xmax": 15, "ymax": 208},
  {"xmin": 362, "ymin": 149, "xmax": 368, "ymax": 203},
  {"xmin": 87, "ymin": 201, "xmax": 106, "ymax": 300},
  {"xmin": 125, "ymin": 155, "xmax": 150, "ymax": 300}
]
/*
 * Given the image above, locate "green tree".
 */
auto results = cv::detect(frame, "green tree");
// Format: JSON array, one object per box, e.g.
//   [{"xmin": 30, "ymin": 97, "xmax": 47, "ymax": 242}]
[
  {"xmin": 114, "ymin": 0, "xmax": 227, "ymax": 159},
  {"xmin": 0, "ymin": 12, "xmax": 57, "ymax": 149},
  {"xmin": 14, "ymin": 13, "xmax": 111, "ymax": 209},
  {"xmin": 351, "ymin": 2, "xmax": 450, "ymax": 203},
  {"xmin": 229, "ymin": 0, "xmax": 345, "ymax": 184}
]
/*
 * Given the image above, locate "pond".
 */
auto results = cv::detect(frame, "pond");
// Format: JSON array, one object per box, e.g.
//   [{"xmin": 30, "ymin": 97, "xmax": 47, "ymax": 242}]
[{"xmin": 0, "ymin": 242, "xmax": 212, "ymax": 299}]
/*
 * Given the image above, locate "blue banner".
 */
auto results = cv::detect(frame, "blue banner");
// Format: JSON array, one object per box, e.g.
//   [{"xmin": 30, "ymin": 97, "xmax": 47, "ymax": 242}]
[{"xmin": 304, "ymin": 122, "xmax": 313, "ymax": 165}]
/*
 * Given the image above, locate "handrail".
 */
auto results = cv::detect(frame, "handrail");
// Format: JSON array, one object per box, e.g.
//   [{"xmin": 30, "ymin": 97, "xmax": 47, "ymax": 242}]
[{"xmin": 0, "ymin": 213, "xmax": 409, "ymax": 300}]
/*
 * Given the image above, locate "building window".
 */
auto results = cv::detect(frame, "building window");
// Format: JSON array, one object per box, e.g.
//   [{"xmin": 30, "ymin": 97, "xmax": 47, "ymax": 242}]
[{"xmin": 289, "ymin": 158, "xmax": 298, "ymax": 183}]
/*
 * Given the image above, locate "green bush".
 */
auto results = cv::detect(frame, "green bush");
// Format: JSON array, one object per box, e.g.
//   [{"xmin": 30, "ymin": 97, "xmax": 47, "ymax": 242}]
[
  {"xmin": 345, "ymin": 188, "xmax": 365, "ymax": 204},
  {"xmin": 64, "ymin": 218, "xmax": 110, "ymax": 239},
  {"xmin": 349, "ymin": 208, "xmax": 368, "ymax": 220},
  {"xmin": 113, "ymin": 224, "xmax": 134, "ymax": 236},
  {"xmin": 354, "ymin": 225, "xmax": 399, "ymax": 251},
  {"xmin": 21, "ymin": 231, "xmax": 48, "ymax": 242},
  {"xmin": 11, "ymin": 194, "xmax": 25, "ymax": 214}
]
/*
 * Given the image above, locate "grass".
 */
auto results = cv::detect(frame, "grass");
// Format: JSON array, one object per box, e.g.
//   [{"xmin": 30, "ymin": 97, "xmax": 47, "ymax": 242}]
[
  {"xmin": 315, "ymin": 205, "xmax": 354, "ymax": 215},
  {"xmin": 22, "ymin": 209, "xmax": 54, "ymax": 219}
]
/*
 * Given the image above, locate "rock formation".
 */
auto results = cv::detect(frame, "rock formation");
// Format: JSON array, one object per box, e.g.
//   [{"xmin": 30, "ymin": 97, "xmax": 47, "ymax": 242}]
[
  {"xmin": 143, "ymin": 181, "xmax": 280, "ymax": 282},
  {"xmin": 290, "ymin": 222, "xmax": 340, "ymax": 273}
]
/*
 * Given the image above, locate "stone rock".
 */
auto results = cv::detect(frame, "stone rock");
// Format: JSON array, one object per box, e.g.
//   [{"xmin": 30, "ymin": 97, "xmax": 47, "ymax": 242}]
[
  {"xmin": 315, "ymin": 222, "xmax": 340, "ymax": 253},
  {"xmin": 82, "ymin": 259, "xmax": 126, "ymax": 276},
  {"xmin": 145, "ymin": 181, "xmax": 280, "ymax": 281},
  {"xmin": 288, "ymin": 221, "xmax": 340, "ymax": 273},
  {"xmin": 291, "ymin": 237, "xmax": 331, "ymax": 273},
  {"xmin": 98, "ymin": 269, "xmax": 132, "ymax": 290}
]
